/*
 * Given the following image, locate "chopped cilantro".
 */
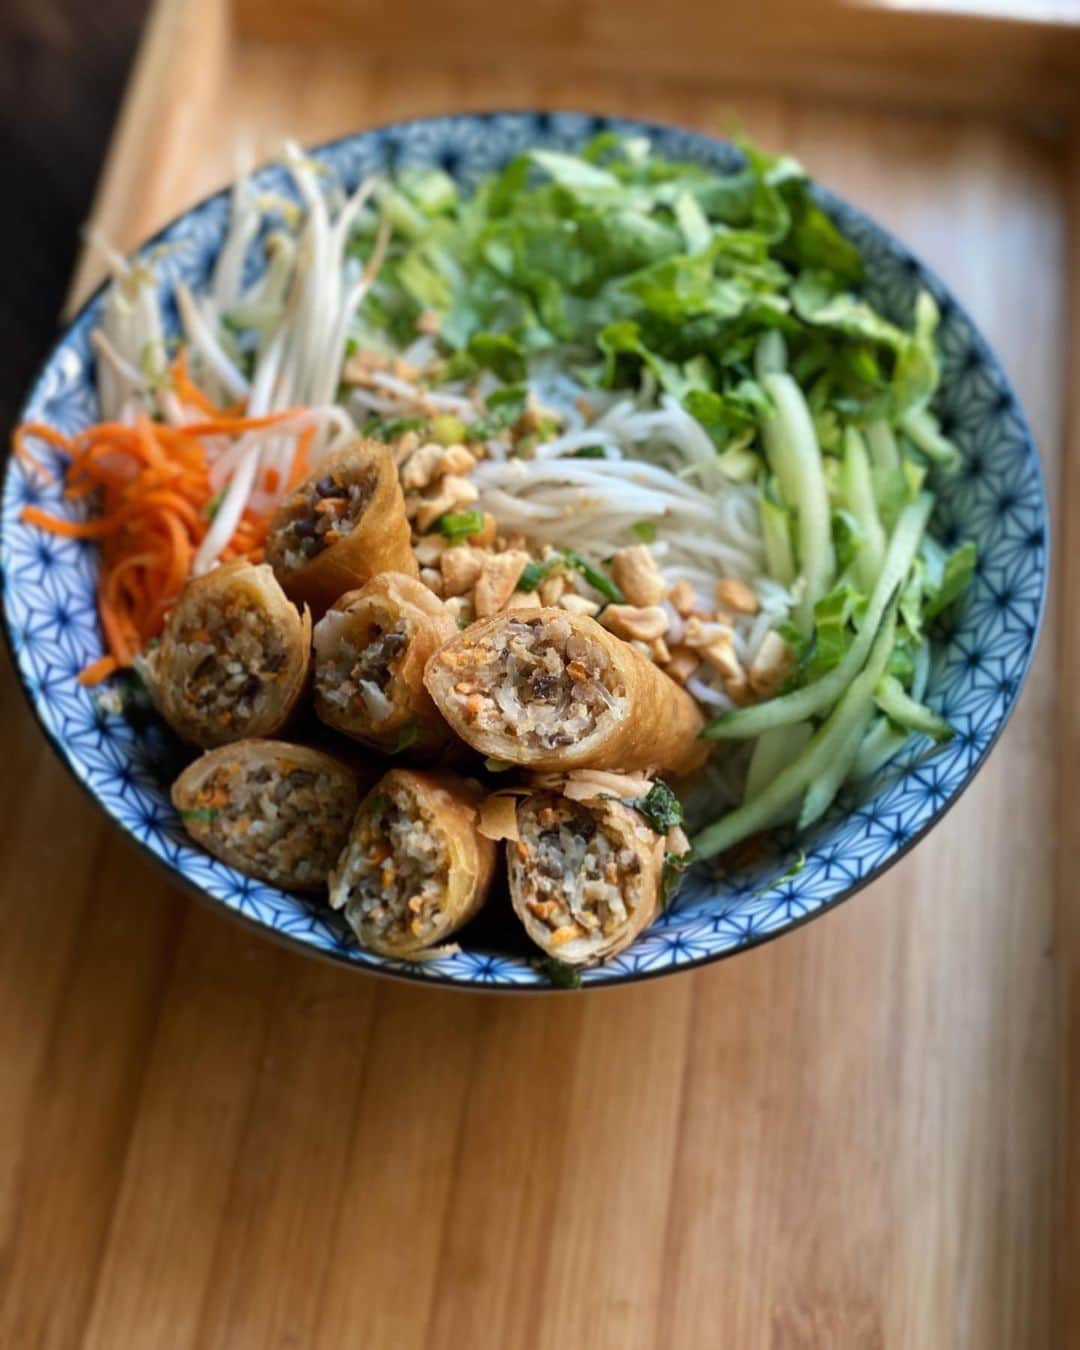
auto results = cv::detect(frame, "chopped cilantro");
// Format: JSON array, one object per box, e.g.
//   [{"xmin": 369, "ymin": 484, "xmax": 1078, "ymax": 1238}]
[
  {"xmin": 532, "ymin": 956, "xmax": 583, "ymax": 989},
  {"xmin": 631, "ymin": 520, "xmax": 658, "ymax": 543},
  {"xmin": 625, "ymin": 780, "xmax": 685, "ymax": 834},
  {"xmin": 391, "ymin": 721, "xmax": 419, "ymax": 753},
  {"xmin": 483, "ymin": 757, "xmax": 514, "ymax": 773}
]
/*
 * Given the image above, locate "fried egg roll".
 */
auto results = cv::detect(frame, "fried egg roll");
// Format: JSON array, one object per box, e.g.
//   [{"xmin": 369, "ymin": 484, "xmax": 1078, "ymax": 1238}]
[
  {"xmin": 492, "ymin": 772, "xmax": 684, "ymax": 967},
  {"xmin": 424, "ymin": 608, "xmax": 708, "ymax": 777},
  {"xmin": 266, "ymin": 439, "xmax": 416, "ymax": 615},
  {"xmin": 144, "ymin": 559, "xmax": 310, "ymax": 748},
  {"xmin": 313, "ymin": 572, "xmax": 455, "ymax": 753},
  {"xmin": 328, "ymin": 768, "xmax": 495, "ymax": 958},
  {"xmin": 172, "ymin": 739, "xmax": 360, "ymax": 891}
]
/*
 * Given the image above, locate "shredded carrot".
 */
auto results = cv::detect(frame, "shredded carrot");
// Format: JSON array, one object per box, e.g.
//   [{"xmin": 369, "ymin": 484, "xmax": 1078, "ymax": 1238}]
[
  {"xmin": 13, "ymin": 423, "xmax": 70, "ymax": 484},
  {"xmin": 12, "ymin": 352, "xmax": 300, "ymax": 685},
  {"xmin": 77, "ymin": 655, "xmax": 120, "ymax": 687}
]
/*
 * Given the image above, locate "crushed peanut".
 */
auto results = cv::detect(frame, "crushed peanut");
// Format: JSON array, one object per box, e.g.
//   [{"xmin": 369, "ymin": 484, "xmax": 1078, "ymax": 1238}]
[
  {"xmin": 474, "ymin": 550, "xmax": 529, "ymax": 618},
  {"xmin": 715, "ymin": 578, "xmax": 759, "ymax": 615},
  {"xmin": 601, "ymin": 604, "xmax": 669, "ymax": 643},
  {"xmin": 415, "ymin": 475, "xmax": 479, "ymax": 532},
  {"xmin": 651, "ymin": 637, "xmax": 671, "ymax": 664},
  {"xmin": 611, "ymin": 546, "xmax": 666, "ymax": 607},
  {"xmin": 400, "ymin": 443, "xmax": 444, "ymax": 491},
  {"xmin": 470, "ymin": 513, "xmax": 498, "ymax": 548},
  {"xmin": 439, "ymin": 546, "xmax": 484, "ymax": 596},
  {"xmin": 749, "ymin": 631, "xmax": 796, "ymax": 698},
  {"xmin": 538, "ymin": 572, "xmax": 567, "ymax": 606},
  {"xmin": 664, "ymin": 646, "xmax": 700, "ymax": 685},
  {"xmin": 413, "ymin": 535, "xmax": 449, "ymax": 567},
  {"xmin": 443, "ymin": 594, "xmax": 475, "ymax": 627},
  {"xmin": 669, "ymin": 579, "xmax": 697, "ymax": 618},
  {"xmin": 559, "ymin": 593, "xmax": 600, "ymax": 617},
  {"xmin": 419, "ymin": 566, "xmax": 445, "ymax": 596},
  {"xmin": 503, "ymin": 590, "xmax": 542, "ymax": 612}
]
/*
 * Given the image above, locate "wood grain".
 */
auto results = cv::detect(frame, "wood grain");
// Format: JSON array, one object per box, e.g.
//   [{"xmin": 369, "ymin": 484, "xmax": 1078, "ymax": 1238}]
[{"xmin": 4, "ymin": 6, "xmax": 1073, "ymax": 1347}]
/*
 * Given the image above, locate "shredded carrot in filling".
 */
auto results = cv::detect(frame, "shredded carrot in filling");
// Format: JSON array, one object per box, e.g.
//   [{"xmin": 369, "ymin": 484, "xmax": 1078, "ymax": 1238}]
[{"xmin": 12, "ymin": 373, "xmax": 303, "ymax": 685}]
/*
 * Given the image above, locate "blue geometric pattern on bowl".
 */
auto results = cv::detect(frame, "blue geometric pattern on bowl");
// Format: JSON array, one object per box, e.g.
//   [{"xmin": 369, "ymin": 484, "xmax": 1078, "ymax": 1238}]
[{"xmin": 0, "ymin": 112, "xmax": 1048, "ymax": 990}]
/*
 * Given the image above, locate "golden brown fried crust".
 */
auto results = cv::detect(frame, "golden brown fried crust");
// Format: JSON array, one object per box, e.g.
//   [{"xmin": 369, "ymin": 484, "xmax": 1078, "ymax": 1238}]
[
  {"xmin": 146, "ymin": 558, "xmax": 310, "ymax": 748},
  {"xmin": 266, "ymin": 439, "xmax": 417, "ymax": 616},
  {"xmin": 424, "ymin": 608, "xmax": 709, "ymax": 777},
  {"xmin": 328, "ymin": 768, "xmax": 496, "ymax": 956},
  {"xmin": 313, "ymin": 572, "xmax": 455, "ymax": 753}
]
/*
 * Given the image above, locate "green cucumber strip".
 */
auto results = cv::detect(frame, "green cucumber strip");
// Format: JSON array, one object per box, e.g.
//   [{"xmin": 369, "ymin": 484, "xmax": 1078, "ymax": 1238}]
[
  {"xmin": 744, "ymin": 722, "xmax": 813, "ymax": 802},
  {"xmin": 851, "ymin": 716, "xmax": 910, "ymax": 781},
  {"xmin": 703, "ymin": 492, "xmax": 933, "ymax": 740},
  {"xmin": 694, "ymin": 610, "xmax": 898, "ymax": 859},
  {"xmin": 797, "ymin": 702, "xmax": 874, "ymax": 829},
  {"xmin": 754, "ymin": 330, "xmax": 787, "ymax": 380},
  {"xmin": 899, "ymin": 407, "xmax": 961, "ymax": 470},
  {"xmin": 866, "ymin": 419, "xmax": 900, "ymax": 474},
  {"xmin": 760, "ymin": 371, "xmax": 836, "ymax": 632},
  {"xmin": 759, "ymin": 498, "xmax": 797, "ymax": 588},
  {"xmin": 873, "ymin": 674, "xmax": 954, "ymax": 742},
  {"xmin": 843, "ymin": 427, "xmax": 887, "ymax": 592}
]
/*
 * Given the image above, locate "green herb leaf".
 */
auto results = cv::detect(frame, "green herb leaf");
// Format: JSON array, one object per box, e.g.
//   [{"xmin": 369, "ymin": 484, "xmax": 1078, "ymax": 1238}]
[
  {"xmin": 923, "ymin": 539, "xmax": 977, "ymax": 620},
  {"xmin": 753, "ymin": 850, "xmax": 807, "ymax": 895},
  {"xmin": 531, "ymin": 955, "xmax": 583, "ymax": 989},
  {"xmin": 517, "ymin": 558, "xmax": 561, "ymax": 593},
  {"xmin": 180, "ymin": 807, "xmax": 219, "ymax": 823},
  {"xmin": 631, "ymin": 520, "xmax": 658, "ymax": 543},
  {"xmin": 661, "ymin": 850, "xmax": 692, "ymax": 907},
  {"xmin": 391, "ymin": 722, "xmax": 419, "ymax": 753},
  {"xmin": 625, "ymin": 780, "xmax": 685, "ymax": 834},
  {"xmin": 483, "ymin": 757, "xmax": 514, "ymax": 773},
  {"xmin": 569, "ymin": 445, "xmax": 606, "ymax": 459},
  {"xmin": 561, "ymin": 549, "xmax": 624, "ymax": 605}
]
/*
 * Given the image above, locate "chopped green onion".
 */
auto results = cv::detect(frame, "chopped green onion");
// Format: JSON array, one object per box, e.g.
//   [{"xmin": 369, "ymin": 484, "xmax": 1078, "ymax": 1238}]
[{"xmin": 435, "ymin": 510, "xmax": 485, "ymax": 543}]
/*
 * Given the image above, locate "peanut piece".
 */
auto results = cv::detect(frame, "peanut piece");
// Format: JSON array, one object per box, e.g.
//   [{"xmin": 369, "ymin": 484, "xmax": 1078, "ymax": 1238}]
[
  {"xmin": 559, "ymin": 594, "xmax": 600, "ymax": 617},
  {"xmin": 748, "ymin": 631, "xmax": 796, "ymax": 699},
  {"xmin": 439, "ymin": 546, "xmax": 485, "ymax": 596},
  {"xmin": 474, "ymin": 549, "xmax": 529, "ymax": 618},
  {"xmin": 611, "ymin": 545, "xmax": 666, "ymax": 607},
  {"xmin": 669, "ymin": 579, "xmax": 697, "ymax": 617},
  {"xmin": 601, "ymin": 604, "xmax": 669, "ymax": 643},
  {"xmin": 715, "ymin": 577, "xmax": 759, "ymax": 615}
]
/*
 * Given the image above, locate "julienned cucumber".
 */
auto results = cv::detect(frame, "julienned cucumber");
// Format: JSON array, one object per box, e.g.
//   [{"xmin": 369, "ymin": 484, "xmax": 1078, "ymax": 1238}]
[
  {"xmin": 693, "ymin": 610, "xmax": 898, "ymax": 860},
  {"xmin": 760, "ymin": 371, "xmax": 835, "ymax": 633},
  {"xmin": 843, "ymin": 427, "xmax": 887, "ymax": 592},
  {"xmin": 702, "ymin": 492, "xmax": 933, "ymax": 741},
  {"xmin": 873, "ymin": 674, "xmax": 954, "ymax": 742}
]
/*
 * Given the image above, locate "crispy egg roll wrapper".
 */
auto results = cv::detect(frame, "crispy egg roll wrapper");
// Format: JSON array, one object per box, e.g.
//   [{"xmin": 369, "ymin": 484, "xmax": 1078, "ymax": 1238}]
[
  {"xmin": 313, "ymin": 572, "xmax": 456, "ymax": 753},
  {"xmin": 172, "ymin": 739, "xmax": 360, "ymax": 891},
  {"xmin": 266, "ymin": 439, "xmax": 416, "ymax": 616},
  {"xmin": 424, "ymin": 607, "xmax": 708, "ymax": 777},
  {"xmin": 328, "ymin": 769, "xmax": 496, "ymax": 958},
  {"xmin": 490, "ymin": 774, "xmax": 670, "ymax": 967},
  {"xmin": 144, "ymin": 559, "xmax": 310, "ymax": 748}
]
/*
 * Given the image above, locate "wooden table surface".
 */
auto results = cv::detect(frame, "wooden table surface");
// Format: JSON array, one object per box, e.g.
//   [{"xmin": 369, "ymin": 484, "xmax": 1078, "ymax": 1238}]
[{"xmin": 1, "ymin": 5, "xmax": 1075, "ymax": 1346}]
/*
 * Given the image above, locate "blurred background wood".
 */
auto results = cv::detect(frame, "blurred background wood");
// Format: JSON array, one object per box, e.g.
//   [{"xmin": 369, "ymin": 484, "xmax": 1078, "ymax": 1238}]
[{"xmin": 1, "ymin": 2, "xmax": 1076, "ymax": 1347}]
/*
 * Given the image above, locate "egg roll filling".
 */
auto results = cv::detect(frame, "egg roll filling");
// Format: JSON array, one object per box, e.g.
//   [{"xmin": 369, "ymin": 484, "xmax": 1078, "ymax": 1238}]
[
  {"xmin": 448, "ymin": 613, "xmax": 626, "ymax": 751},
  {"xmin": 185, "ymin": 759, "xmax": 355, "ymax": 886},
  {"xmin": 170, "ymin": 592, "xmax": 291, "ymax": 730},
  {"xmin": 511, "ymin": 792, "xmax": 642, "ymax": 944},
  {"xmin": 274, "ymin": 463, "xmax": 377, "ymax": 571},
  {"xmin": 315, "ymin": 613, "xmax": 411, "ymax": 727},
  {"xmin": 334, "ymin": 784, "xmax": 450, "ymax": 946}
]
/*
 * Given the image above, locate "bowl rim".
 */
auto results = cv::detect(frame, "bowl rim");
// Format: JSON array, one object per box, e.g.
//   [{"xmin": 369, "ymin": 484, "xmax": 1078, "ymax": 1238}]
[{"xmin": 0, "ymin": 108, "xmax": 1051, "ymax": 993}]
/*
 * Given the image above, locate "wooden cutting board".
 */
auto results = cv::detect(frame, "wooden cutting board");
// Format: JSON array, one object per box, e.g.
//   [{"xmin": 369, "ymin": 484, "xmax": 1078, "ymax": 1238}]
[{"xmin": 2, "ymin": 2, "xmax": 1077, "ymax": 1345}]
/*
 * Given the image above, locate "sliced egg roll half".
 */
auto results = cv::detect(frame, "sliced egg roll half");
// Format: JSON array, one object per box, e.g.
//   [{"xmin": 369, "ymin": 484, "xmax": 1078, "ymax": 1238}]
[
  {"xmin": 144, "ymin": 558, "xmax": 310, "ymax": 748},
  {"xmin": 424, "ymin": 607, "xmax": 708, "ymax": 777},
  {"xmin": 328, "ymin": 768, "xmax": 495, "ymax": 958},
  {"xmin": 172, "ymin": 739, "xmax": 360, "ymax": 891},
  {"xmin": 486, "ymin": 772, "xmax": 689, "ymax": 967},
  {"xmin": 266, "ymin": 439, "xmax": 416, "ymax": 615},
  {"xmin": 313, "ymin": 572, "xmax": 455, "ymax": 753}
]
